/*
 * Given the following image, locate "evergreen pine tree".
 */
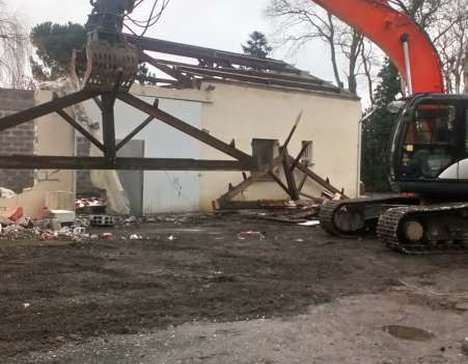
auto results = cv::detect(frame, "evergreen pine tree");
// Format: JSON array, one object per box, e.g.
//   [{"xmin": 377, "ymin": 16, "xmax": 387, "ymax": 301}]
[
  {"xmin": 242, "ymin": 31, "xmax": 273, "ymax": 58},
  {"xmin": 361, "ymin": 59, "xmax": 402, "ymax": 192}
]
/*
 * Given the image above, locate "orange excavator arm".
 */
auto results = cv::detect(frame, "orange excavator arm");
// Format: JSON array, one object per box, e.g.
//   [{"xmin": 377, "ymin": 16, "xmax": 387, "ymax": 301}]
[{"xmin": 312, "ymin": 0, "xmax": 444, "ymax": 94}]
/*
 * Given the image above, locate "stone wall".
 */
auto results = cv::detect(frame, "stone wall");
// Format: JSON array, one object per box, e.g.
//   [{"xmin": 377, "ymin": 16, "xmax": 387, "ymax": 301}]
[{"xmin": 0, "ymin": 88, "xmax": 36, "ymax": 193}]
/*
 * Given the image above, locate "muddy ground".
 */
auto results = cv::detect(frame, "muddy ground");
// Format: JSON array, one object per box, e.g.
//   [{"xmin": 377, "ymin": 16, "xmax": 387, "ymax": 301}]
[{"xmin": 1, "ymin": 213, "xmax": 468, "ymax": 363}]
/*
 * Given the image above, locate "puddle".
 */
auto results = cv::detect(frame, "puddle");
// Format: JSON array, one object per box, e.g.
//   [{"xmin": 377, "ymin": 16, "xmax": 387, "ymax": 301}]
[{"xmin": 383, "ymin": 325, "xmax": 435, "ymax": 341}]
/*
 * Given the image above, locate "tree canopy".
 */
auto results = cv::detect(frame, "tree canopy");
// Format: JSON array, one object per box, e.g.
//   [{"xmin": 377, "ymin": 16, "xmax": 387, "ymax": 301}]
[
  {"xmin": 30, "ymin": 22, "xmax": 87, "ymax": 81},
  {"xmin": 242, "ymin": 31, "xmax": 273, "ymax": 58},
  {"xmin": 361, "ymin": 59, "xmax": 401, "ymax": 192}
]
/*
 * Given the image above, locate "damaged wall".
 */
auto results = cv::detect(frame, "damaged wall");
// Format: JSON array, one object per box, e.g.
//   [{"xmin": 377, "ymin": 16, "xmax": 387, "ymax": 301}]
[
  {"xmin": 198, "ymin": 81, "xmax": 362, "ymax": 210},
  {"xmin": 0, "ymin": 88, "xmax": 76, "ymax": 218},
  {"xmin": 84, "ymin": 86, "xmax": 210, "ymax": 214},
  {"xmin": 83, "ymin": 82, "xmax": 361, "ymax": 214}
]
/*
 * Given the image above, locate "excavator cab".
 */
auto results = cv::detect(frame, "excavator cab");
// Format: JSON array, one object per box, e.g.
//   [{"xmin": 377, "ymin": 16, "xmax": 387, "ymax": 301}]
[{"xmin": 391, "ymin": 94, "xmax": 468, "ymax": 197}]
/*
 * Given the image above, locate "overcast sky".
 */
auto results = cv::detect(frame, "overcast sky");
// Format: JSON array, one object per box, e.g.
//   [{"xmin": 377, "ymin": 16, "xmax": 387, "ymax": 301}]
[{"xmin": 6, "ymin": 0, "xmax": 335, "ymax": 83}]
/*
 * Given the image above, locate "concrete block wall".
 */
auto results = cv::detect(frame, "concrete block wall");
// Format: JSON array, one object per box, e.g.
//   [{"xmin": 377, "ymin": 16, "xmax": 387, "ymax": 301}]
[{"xmin": 0, "ymin": 89, "xmax": 36, "ymax": 193}]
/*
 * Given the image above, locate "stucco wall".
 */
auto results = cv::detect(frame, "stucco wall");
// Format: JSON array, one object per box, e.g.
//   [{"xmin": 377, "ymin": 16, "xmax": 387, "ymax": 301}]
[
  {"xmin": 198, "ymin": 82, "xmax": 362, "ymax": 210},
  {"xmin": 84, "ymin": 90, "xmax": 206, "ymax": 214}
]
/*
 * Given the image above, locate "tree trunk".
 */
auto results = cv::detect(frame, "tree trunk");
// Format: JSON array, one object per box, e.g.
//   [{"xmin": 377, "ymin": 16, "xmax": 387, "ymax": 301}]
[
  {"xmin": 326, "ymin": 13, "xmax": 344, "ymax": 89},
  {"xmin": 464, "ymin": 48, "xmax": 468, "ymax": 94}
]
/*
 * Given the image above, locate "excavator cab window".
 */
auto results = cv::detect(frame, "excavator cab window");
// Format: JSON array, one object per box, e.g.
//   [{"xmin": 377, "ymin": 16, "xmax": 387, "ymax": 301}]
[{"xmin": 400, "ymin": 103, "xmax": 457, "ymax": 179}]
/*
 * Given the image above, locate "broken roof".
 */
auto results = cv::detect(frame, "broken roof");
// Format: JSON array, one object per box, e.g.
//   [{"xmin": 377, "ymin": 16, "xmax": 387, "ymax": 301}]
[{"xmin": 125, "ymin": 34, "xmax": 355, "ymax": 97}]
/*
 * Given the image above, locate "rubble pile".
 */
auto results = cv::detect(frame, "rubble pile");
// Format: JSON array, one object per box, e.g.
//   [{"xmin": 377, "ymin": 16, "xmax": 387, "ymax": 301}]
[
  {"xmin": 75, "ymin": 197, "xmax": 107, "ymax": 214},
  {"xmin": 0, "ymin": 216, "xmax": 91, "ymax": 242},
  {"xmin": 0, "ymin": 210, "xmax": 195, "ymax": 243},
  {"xmin": 235, "ymin": 200, "xmax": 322, "ymax": 224}
]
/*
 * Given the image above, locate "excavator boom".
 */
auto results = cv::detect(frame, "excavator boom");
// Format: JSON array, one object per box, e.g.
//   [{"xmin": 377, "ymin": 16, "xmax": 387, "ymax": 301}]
[{"xmin": 312, "ymin": 0, "xmax": 444, "ymax": 94}]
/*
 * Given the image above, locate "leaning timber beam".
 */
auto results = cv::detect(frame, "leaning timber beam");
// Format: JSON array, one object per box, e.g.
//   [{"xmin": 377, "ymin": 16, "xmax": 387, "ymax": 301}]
[
  {"xmin": 293, "ymin": 158, "xmax": 347, "ymax": 198},
  {"xmin": 0, "ymin": 156, "xmax": 255, "ymax": 171},
  {"xmin": 117, "ymin": 92, "xmax": 253, "ymax": 163},
  {"xmin": 0, "ymin": 90, "xmax": 97, "ymax": 132}
]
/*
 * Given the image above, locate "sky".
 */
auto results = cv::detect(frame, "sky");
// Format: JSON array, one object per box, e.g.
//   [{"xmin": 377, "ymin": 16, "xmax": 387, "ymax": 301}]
[{"xmin": 5, "ymin": 0, "xmax": 336, "ymax": 84}]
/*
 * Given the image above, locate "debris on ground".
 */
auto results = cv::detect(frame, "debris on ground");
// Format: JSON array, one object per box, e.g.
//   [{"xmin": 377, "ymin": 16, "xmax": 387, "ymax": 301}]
[
  {"xmin": 0, "ymin": 187, "xmax": 16, "ymax": 199},
  {"xmin": 233, "ymin": 200, "xmax": 322, "ymax": 225},
  {"xmin": 49, "ymin": 210, "xmax": 76, "ymax": 224},
  {"xmin": 89, "ymin": 215, "xmax": 115, "ymax": 227},
  {"xmin": 298, "ymin": 220, "xmax": 320, "ymax": 227},
  {"xmin": 237, "ymin": 231, "xmax": 266, "ymax": 240},
  {"xmin": 462, "ymin": 338, "xmax": 468, "ymax": 356},
  {"xmin": 8, "ymin": 207, "xmax": 24, "ymax": 222},
  {"xmin": 75, "ymin": 196, "xmax": 106, "ymax": 214}
]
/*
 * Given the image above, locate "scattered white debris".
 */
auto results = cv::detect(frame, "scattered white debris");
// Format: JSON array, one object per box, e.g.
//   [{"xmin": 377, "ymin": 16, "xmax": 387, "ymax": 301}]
[
  {"xmin": 298, "ymin": 220, "xmax": 321, "ymax": 227},
  {"xmin": 0, "ymin": 187, "xmax": 16, "ymax": 199},
  {"xmin": 49, "ymin": 210, "xmax": 76, "ymax": 224}
]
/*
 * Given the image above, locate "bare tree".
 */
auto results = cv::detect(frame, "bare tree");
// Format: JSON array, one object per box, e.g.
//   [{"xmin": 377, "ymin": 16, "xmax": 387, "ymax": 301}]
[
  {"xmin": 267, "ymin": 0, "xmax": 468, "ymax": 100},
  {"xmin": 266, "ymin": 0, "xmax": 377, "ymax": 96},
  {"xmin": 465, "ymin": 47, "xmax": 468, "ymax": 94},
  {"xmin": 390, "ymin": 0, "xmax": 468, "ymax": 94},
  {"xmin": 0, "ymin": 0, "xmax": 30, "ymax": 89},
  {"xmin": 431, "ymin": 0, "xmax": 468, "ymax": 93}
]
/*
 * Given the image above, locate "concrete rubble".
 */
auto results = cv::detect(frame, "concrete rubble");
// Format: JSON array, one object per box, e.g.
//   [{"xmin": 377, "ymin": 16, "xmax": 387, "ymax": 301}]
[{"xmin": 0, "ymin": 209, "xmax": 195, "ymax": 243}]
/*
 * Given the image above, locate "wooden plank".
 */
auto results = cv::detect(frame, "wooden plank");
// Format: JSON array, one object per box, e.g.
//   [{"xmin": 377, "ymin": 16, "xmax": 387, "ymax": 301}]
[{"xmin": 282, "ymin": 148, "xmax": 300, "ymax": 200}]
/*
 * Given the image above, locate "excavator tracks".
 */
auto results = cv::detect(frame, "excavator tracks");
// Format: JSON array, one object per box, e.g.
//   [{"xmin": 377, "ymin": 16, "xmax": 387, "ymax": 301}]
[
  {"xmin": 319, "ymin": 196, "xmax": 419, "ymax": 238},
  {"xmin": 377, "ymin": 203, "xmax": 468, "ymax": 255}
]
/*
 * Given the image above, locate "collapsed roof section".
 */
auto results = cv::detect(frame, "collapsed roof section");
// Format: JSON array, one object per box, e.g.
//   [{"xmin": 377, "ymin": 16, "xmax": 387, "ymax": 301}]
[{"xmin": 125, "ymin": 34, "xmax": 354, "ymax": 97}]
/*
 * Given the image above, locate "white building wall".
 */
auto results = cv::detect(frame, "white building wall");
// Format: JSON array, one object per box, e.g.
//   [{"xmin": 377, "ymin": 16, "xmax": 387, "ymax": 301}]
[
  {"xmin": 85, "ymin": 82, "xmax": 361, "ymax": 214},
  {"xmin": 198, "ymin": 82, "xmax": 362, "ymax": 210},
  {"xmin": 85, "ymin": 92, "xmax": 204, "ymax": 214}
]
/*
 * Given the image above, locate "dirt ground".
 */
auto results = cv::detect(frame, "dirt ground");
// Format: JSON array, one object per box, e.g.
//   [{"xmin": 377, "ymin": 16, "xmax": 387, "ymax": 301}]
[{"xmin": 2, "ymin": 213, "xmax": 468, "ymax": 363}]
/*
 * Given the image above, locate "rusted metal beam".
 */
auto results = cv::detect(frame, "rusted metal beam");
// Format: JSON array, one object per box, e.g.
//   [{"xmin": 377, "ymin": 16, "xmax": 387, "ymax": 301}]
[
  {"xmin": 293, "ymin": 158, "xmax": 346, "ymax": 197},
  {"xmin": 93, "ymin": 96, "xmax": 104, "ymax": 111},
  {"xmin": 176, "ymin": 66, "xmax": 341, "ymax": 93},
  {"xmin": 126, "ymin": 34, "xmax": 298, "ymax": 73},
  {"xmin": 290, "ymin": 141, "xmax": 312, "ymax": 172},
  {"xmin": 141, "ymin": 53, "xmax": 192, "ymax": 85},
  {"xmin": 56, "ymin": 109, "xmax": 105, "ymax": 153},
  {"xmin": 0, "ymin": 156, "xmax": 255, "ymax": 171},
  {"xmin": 101, "ymin": 93, "xmax": 117, "ymax": 159},
  {"xmin": 282, "ymin": 112, "xmax": 303, "ymax": 151},
  {"xmin": 116, "ymin": 100, "xmax": 158, "ymax": 152},
  {"xmin": 268, "ymin": 171, "xmax": 292, "ymax": 197},
  {"xmin": 0, "ymin": 90, "xmax": 96, "ymax": 132},
  {"xmin": 116, "ymin": 114, "xmax": 155, "ymax": 152},
  {"xmin": 150, "ymin": 58, "xmax": 328, "ymax": 86},
  {"xmin": 117, "ymin": 92, "xmax": 253, "ymax": 163}
]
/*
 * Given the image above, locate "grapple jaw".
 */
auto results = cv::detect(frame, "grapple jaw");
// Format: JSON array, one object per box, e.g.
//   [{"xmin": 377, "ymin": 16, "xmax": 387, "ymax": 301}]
[{"xmin": 72, "ymin": 37, "xmax": 139, "ymax": 92}]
